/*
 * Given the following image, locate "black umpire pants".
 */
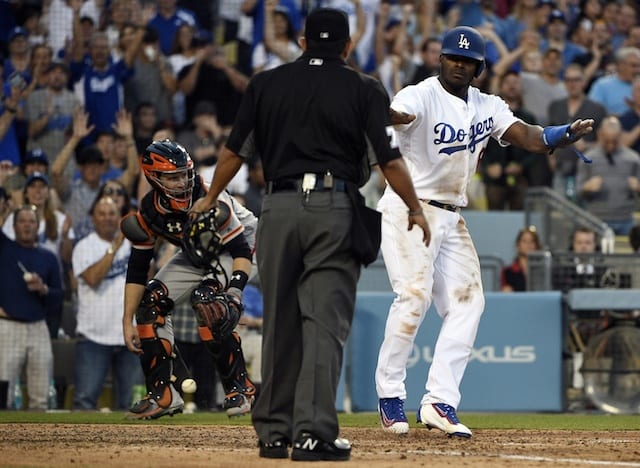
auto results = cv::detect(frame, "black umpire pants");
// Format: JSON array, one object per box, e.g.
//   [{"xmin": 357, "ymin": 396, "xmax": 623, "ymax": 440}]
[{"xmin": 252, "ymin": 190, "xmax": 360, "ymax": 444}]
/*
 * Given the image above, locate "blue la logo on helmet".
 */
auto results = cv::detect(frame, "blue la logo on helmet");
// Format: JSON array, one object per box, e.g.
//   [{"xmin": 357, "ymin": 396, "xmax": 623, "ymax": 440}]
[{"xmin": 441, "ymin": 26, "xmax": 486, "ymax": 78}]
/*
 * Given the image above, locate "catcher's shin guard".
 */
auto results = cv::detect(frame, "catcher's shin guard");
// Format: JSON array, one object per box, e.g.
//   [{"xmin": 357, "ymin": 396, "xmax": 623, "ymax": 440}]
[
  {"xmin": 135, "ymin": 279, "xmax": 176, "ymax": 407},
  {"xmin": 217, "ymin": 332, "xmax": 256, "ymax": 416}
]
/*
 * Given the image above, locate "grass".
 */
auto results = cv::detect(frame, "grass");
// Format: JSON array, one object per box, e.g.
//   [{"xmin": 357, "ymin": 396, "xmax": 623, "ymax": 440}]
[{"xmin": 1, "ymin": 411, "xmax": 638, "ymax": 430}]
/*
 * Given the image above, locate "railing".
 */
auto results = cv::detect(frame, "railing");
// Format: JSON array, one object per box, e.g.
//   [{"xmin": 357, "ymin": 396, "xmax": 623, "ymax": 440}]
[
  {"xmin": 524, "ymin": 187, "xmax": 609, "ymax": 251},
  {"xmin": 527, "ymin": 251, "xmax": 640, "ymax": 291}
]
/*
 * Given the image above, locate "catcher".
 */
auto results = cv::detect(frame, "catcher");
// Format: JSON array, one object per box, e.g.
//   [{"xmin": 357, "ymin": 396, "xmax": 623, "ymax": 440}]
[{"xmin": 121, "ymin": 139, "xmax": 257, "ymax": 419}]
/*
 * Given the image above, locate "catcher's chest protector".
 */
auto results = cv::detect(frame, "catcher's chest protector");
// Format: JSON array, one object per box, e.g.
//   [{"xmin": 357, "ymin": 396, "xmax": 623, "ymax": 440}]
[{"xmin": 140, "ymin": 178, "xmax": 206, "ymax": 246}]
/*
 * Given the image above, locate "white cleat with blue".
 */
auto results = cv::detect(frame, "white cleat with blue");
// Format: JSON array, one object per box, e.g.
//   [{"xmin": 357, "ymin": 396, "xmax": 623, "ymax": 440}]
[
  {"xmin": 378, "ymin": 398, "xmax": 410, "ymax": 434},
  {"xmin": 417, "ymin": 402, "xmax": 472, "ymax": 438}
]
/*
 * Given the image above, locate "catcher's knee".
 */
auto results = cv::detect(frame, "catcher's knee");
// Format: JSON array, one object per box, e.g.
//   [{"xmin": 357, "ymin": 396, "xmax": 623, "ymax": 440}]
[
  {"xmin": 191, "ymin": 279, "xmax": 242, "ymax": 342},
  {"xmin": 136, "ymin": 279, "xmax": 174, "ymax": 325}
]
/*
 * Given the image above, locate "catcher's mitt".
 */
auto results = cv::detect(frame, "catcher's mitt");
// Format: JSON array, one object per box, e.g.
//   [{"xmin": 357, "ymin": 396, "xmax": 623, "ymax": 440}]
[
  {"xmin": 182, "ymin": 203, "xmax": 230, "ymax": 269},
  {"xmin": 191, "ymin": 280, "xmax": 243, "ymax": 340}
]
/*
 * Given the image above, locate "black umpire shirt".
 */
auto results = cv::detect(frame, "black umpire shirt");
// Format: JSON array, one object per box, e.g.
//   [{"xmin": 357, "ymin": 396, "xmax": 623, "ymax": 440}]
[{"xmin": 225, "ymin": 50, "xmax": 401, "ymax": 185}]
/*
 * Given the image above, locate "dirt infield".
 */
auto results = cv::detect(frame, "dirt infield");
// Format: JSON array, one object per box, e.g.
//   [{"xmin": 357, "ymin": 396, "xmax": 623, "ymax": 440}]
[{"xmin": 2, "ymin": 424, "xmax": 640, "ymax": 467}]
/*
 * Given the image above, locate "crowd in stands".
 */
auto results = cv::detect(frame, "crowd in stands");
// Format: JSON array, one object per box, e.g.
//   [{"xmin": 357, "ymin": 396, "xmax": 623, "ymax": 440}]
[{"xmin": 2, "ymin": 0, "xmax": 640, "ymax": 410}]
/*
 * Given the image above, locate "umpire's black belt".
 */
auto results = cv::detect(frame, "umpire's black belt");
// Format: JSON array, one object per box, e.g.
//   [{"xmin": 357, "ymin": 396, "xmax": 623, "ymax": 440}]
[
  {"xmin": 421, "ymin": 199, "xmax": 459, "ymax": 212},
  {"xmin": 267, "ymin": 175, "xmax": 346, "ymax": 194}
]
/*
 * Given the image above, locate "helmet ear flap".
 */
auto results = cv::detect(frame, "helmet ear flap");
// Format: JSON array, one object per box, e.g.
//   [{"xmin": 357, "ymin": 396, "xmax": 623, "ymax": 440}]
[{"xmin": 474, "ymin": 60, "xmax": 485, "ymax": 78}]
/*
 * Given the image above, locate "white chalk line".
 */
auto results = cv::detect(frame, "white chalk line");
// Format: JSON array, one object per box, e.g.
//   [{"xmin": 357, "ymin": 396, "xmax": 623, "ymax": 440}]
[{"xmin": 404, "ymin": 448, "xmax": 640, "ymax": 467}]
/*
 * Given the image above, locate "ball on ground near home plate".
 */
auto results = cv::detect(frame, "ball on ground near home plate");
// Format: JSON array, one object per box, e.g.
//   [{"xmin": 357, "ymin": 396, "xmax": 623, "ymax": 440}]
[{"xmin": 181, "ymin": 378, "xmax": 197, "ymax": 394}]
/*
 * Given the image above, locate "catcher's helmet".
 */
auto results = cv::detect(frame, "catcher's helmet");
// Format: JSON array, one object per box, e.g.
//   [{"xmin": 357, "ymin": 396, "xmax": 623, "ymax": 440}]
[
  {"xmin": 141, "ymin": 139, "xmax": 195, "ymax": 212},
  {"xmin": 441, "ymin": 26, "xmax": 486, "ymax": 77},
  {"xmin": 182, "ymin": 203, "xmax": 230, "ymax": 269}
]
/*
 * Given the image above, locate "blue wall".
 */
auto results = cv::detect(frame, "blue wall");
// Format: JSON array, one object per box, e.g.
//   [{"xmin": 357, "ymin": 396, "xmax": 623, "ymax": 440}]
[
  {"xmin": 340, "ymin": 291, "xmax": 563, "ymax": 412},
  {"xmin": 463, "ymin": 210, "xmax": 525, "ymax": 265}
]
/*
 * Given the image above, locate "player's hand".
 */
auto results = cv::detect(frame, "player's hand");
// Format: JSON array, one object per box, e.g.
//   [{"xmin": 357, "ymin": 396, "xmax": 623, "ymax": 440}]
[
  {"xmin": 390, "ymin": 108, "xmax": 416, "ymax": 126},
  {"xmin": 408, "ymin": 212, "xmax": 431, "ymax": 246},
  {"xmin": 189, "ymin": 197, "xmax": 215, "ymax": 219},
  {"xmin": 568, "ymin": 118, "xmax": 595, "ymax": 141},
  {"xmin": 123, "ymin": 321, "xmax": 142, "ymax": 354}
]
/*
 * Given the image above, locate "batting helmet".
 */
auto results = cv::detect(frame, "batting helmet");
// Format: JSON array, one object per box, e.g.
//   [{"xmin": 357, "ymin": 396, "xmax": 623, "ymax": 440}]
[{"xmin": 441, "ymin": 26, "xmax": 486, "ymax": 77}]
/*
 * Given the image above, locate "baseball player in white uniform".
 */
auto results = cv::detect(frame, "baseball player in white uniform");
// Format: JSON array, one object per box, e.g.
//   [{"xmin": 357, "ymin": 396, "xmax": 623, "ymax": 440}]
[{"xmin": 375, "ymin": 25, "xmax": 594, "ymax": 438}]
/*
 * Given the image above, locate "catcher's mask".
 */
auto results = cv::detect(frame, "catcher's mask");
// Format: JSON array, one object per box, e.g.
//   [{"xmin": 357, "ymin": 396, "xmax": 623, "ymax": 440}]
[
  {"xmin": 182, "ymin": 203, "xmax": 229, "ymax": 269},
  {"xmin": 141, "ymin": 139, "xmax": 195, "ymax": 212}
]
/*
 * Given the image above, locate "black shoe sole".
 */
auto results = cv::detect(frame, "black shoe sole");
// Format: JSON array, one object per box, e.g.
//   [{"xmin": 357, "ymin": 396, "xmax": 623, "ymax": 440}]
[
  {"xmin": 291, "ymin": 448, "xmax": 350, "ymax": 462},
  {"xmin": 259, "ymin": 446, "xmax": 289, "ymax": 459}
]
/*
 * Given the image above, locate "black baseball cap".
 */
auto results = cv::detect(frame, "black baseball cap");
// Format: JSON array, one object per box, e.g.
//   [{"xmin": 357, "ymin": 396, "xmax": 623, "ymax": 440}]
[
  {"xmin": 47, "ymin": 61, "xmax": 70, "ymax": 74},
  {"xmin": 23, "ymin": 148, "xmax": 49, "ymax": 166},
  {"xmin": 304, "ymin": 8, "xmax": 349, "ymax": 44},
  {"xmin": 76, "ymin": 145, "xmax": 105, "ymax": 165},
  {"xmin": 25, "ymin": 171, "xmax": 49, "ymax": 187}
]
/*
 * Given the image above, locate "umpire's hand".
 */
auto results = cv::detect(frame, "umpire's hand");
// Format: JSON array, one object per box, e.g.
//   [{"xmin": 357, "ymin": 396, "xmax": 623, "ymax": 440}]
[{"xmin": 189, "ymin": 197, "xmax": 215, "ymax": 219}]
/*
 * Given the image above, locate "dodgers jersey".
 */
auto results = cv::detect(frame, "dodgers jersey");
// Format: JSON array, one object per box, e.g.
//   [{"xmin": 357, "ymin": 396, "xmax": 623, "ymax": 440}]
[{"xmin": 387, "ymin": 76, "xmax": 521, "ymax": 207}]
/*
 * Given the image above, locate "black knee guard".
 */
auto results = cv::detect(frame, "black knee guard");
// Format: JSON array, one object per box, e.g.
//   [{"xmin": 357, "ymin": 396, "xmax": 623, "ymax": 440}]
[
  {"xmin": 191, "ymin": 278, "xmax": 240, "ymax": 343},
  {"xmin": 136, "ymin": 279, "xmax": 175, "ymax": 406},
  {"xmin": 216, "ymin": 332, "xmax": 256, "ymax": 398}
]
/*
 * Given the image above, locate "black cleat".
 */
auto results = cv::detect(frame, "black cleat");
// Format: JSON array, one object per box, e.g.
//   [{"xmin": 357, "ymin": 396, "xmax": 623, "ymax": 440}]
[
  {"xmin": 291, "ymin": 432, "xmax": 351, "ymax": 462},
  {"xmin": 258, "ymin": 439, "xmax": 289, "ymax": 459}
]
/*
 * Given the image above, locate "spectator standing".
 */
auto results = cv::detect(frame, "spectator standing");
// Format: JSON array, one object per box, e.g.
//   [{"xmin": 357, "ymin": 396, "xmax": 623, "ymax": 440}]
[
  {"xmin": 252, "ymin": 0, "xmax": 300, "ymax": 74},
  {"xmin": 2, "ymin": 171, "xmax": 73, "ymax": 276},
  {"xmin": 521, "ymin": 47, "xmax": 568, "ymax": 126},
  {"xmin": 2, "ymin": 148, "xmax": 52, "ymax": 207},
  {"xmin": 178, "ymin": 40, "xmax": 250, "ymax": 130},
  {"xmin": 132, "ymin": 102, "xmax": 158, "ymax": 155},
  {"xmin": 0, "ymin": 70, "xmax": 25, "ymax": 167},
  {"xmin": 480, "ymin": 71, "xmax": 537, "ymax": 210},
  {"xmin": 548, "ymin": 63, "xmax": 606, "ymax": 200},
  {"xmin": 540, "ymin": 9, "xmax": 586, "ymax": 68},
  {"xmin": 69, "ymin": 16, "xmax": 144, "ymax": 142},
  {"xmin": 147, "ymin": 0, "xmax": 198, "ymax": 56},
  {"xmin": 191, "ymin": 9, "xmax": 429, "ymax": 460},
  {"xmin": 3, "ymin": 26, "xmax": 31, "ymax": 82},
  {"xmin": 167, "ymin": 24, "xmax": 198, "ymax": 128},
  {"xmin": 610, "ymin": 1, "xmax": 638, "ymax": 51},
  {"xmin": 50, "ymin": 111, "xmax": 102, "ymax": 241},
  {"xmin": 619, "ymin": 77, "xmax": 640, "ymax": 155},
  {"xmin": 501, "ymin": 227, "xmax": 541, "ymax": 292},
  {"xmin": 588, "ymin": 47, "xmax": 640, "ymax": 116},
  {"xmin": 123, "ymin": 26, "xmax": 175, "ymax": 128},
  {"xmin": 406, "ymin": 37, "xmax": 441, "ymax": 86},
  {"xmin": 0, "ymin": 205, "xmax": 63, "ymax": 409},
  {"xmin": 578, "ymin": 116, "xmax": 640, "ymax": 235},
  {"xmin": 25, "ymin": 62, "xmax": 79, "ymax": 171},
  {"xmin": 72, "ymin": 196, "xmax": 142, "ymax": 410}
]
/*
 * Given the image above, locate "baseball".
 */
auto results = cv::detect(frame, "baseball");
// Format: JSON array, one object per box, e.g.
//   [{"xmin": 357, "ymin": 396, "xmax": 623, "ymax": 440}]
[
  {"xmin": 181, "ymin": 378, "xmax": 197, "ymax": 394},
  {"xmin": 23, "ymin": 272, "xmax": 33, "ymax": 282}
]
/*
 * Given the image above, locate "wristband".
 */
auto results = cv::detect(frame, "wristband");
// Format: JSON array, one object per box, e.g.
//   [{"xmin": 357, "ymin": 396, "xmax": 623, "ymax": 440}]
[
  {"xmin": 408, "ymin": 208, "xmax": 423, "ymax": 216},
  {"xmin": 229, "ymin": 270, "xmax": 249, "ymax": 291},
  {"xmin": 542, "ymin": 124, "xmax": 571, "ymax": 149}
]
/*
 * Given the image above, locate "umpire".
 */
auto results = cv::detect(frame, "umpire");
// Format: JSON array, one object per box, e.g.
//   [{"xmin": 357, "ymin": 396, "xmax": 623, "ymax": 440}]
[{"xmin": 192, "ymin": 8, "xmax": 429, "ymax": 462}]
